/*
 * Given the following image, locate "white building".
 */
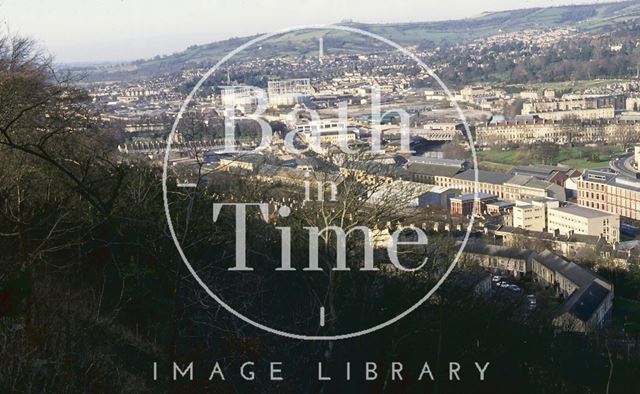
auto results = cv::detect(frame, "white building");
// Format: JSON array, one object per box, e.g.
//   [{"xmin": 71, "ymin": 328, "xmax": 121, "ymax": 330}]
[
  {"xmin": 547, "ymin": 204, "xmax": 620, "ymax": 243},
  {"xmin": 512, "ymin": 198, "xmax": 560, "ymax": 232},
  {"xmin": 529, "ymin": 107, "xmax": 615, "ymax": 121},
  {"xmin": 220, "ymin": 85, "xmax": 267, "ymax": 108},
  {"xmin": 513, "ymin": 202, "xmax": 546, "ymax": 232},
  {"xmin": 295, "ymin": 119, "xmax": 346, "ymax": 134},
  {"xmin": 267, "ymin": 79, "xmax": 312, "ymax": 106}
]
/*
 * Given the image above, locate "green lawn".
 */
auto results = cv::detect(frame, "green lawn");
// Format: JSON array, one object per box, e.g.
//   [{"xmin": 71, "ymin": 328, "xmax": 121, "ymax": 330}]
[
  {"xmin": 478, "ymin": 161, "xmax": 514, "ymax": 172},
  {"xmin": 476, "ymin": 150, "xmax": 521, "ymax": 164},
  {"xmin": 559, "ymin": 158, "xmax": 612, "ymax": 170},
  {"xmin": 476, "ymin": 146, "xmax": 624, "ymax": 171}
]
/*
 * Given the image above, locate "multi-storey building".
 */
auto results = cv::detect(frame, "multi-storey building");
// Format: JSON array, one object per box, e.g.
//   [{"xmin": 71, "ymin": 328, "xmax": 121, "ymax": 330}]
[
  {"xmin": 220, "ymin": 85, "xmax": 266, "ymax": 108},
  {"xmin": 460, "ymin": 242, "xmax": 535, "ymax": 278},
  {"xmin": 476, "ymin": 120, "xmax": 640, "ymax": 146},
  {"xmin": 522, "ymin": 94, "xmax": 624, "ymax": 115},
  {"xmin": 522, "ymin": 98, "xmax": 593, "ymax": 114},
  {"xmin": 435, "ymin": 170, "xmax": 566, "ymax": 202},
  {"xmin": 267, "ymin": 78, "xmax": 312, "ymax": 106},
  {"xmin": 295, "ymin": 119, "xmax": 346, "ymax": 134},
  {"xmin": 450, "ymin": 192, "xmax": 497, "ymax": 216},
  {"xmin": 513, "ymin": 198, "xmax": 561, "ymax": 232},
  {"xmin": 529, "ymin": 106, "xmax": 615, "ymax": 121},
  {"xmin": 547, "ymin": 204, "xmax": 620, "ymax": 243},
  {"xmin": 577, "ymin": 169, "xmax": 640, "ymax": 223},
  {"xmin": 402, "ymin": 157, "xmax": 466, "ymax": 184},
  {"xmin": 510, "ymin": 164, "xmax": 580, "ymax": 187},
  {"xmin": 461, "ymin": 245, "xmax": 613, "ymax": 333},
  {"xmin": 476, "ymin": 119, "xmax": 570, "ymax": 146},
  {"xmin": 532, "ymin": 250, "xmax": 613, "ymax": 333},
  {"xmin": 513, "ymin": 201, "xmax": 547, "ymax": 232}
]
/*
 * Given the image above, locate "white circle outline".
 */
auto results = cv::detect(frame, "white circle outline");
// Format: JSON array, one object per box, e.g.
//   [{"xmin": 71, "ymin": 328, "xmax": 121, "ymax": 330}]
[{"xmin": 162, "ymin": 24, "xmax": 480, "ymax": 340}]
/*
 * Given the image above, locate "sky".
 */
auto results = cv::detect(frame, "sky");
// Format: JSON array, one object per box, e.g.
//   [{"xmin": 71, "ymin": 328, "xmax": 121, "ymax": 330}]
[{"xmin": 0, "ymin": 0, "xmax": 619, "ymax": 63}]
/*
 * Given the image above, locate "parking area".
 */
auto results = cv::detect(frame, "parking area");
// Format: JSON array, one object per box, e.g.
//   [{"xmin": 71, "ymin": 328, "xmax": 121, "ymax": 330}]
[{"xmin": 491, "ymin": 274, "xmax": 537, "ymax": 312}]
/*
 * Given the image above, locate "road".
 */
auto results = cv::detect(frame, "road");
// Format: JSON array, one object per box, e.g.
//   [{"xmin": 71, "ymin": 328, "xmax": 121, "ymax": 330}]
[{"xmin": 609, "ymin": 152, "xmax": 638, "ymax": 178}]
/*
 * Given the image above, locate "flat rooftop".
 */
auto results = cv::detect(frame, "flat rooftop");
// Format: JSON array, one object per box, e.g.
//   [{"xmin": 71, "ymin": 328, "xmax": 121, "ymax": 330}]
[
  {"xmin": 487, "ymin": 201, "xmax": 515, "ymax": 207},
  {"xmin": 451, "ymin": 192, "xmax": 497, "ymax": 202},
  {"xmin": 549, "ymin": 204, "xmax": 614, "ymax": 218}
]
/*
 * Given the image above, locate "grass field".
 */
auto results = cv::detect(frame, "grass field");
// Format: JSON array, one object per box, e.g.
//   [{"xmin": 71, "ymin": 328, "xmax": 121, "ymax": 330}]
[
  {"xmin": 559, "ymin": 158, "xmax": 612, "ymax": 170},
  {"xmin": 476, "ymin": 146, "xmax": 624, "ymax": 171},
  {"xmin": 478, "ymin": 161, "xmax": 513, "ymax": 172}
]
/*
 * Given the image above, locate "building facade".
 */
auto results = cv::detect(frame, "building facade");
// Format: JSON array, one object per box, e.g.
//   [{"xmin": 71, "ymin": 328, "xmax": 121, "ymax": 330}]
[
  {"xmin": 460, "ymin": 242, "xmax": 535, "ymax": 278},
  {"xmin": 435, "ymin": 170, "xmax": 566, "ymax": 202},
  {"xmin": 476, "ymin": 120, "xmax": 640, "ymax": 146},
  {"xmin": 529, "ymin": 107, "xmax": 615, "ymax": 121},
  {"xmin": 547, "ymin": 204, "xmax": 620, "ymax": 243},
  {"xmin": 513, "ymin": 202, "xmax": 547, "ymax": 232},
  {"xmin": 450, "ymin": 193, "xmax": 497, "ymax": 216},
  {"xmin": 577, "ymin": 170, "xmax": 640, "ymax": 223},
  {"xmin": 532, "ymin": 250, "xmax": 613, "ymax": 333}
]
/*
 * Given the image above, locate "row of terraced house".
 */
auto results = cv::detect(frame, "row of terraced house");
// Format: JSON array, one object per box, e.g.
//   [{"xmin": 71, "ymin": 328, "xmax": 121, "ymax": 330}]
[
  {"xmin": 475, "ymin": 119, "xmax": 640, "ymax": 146},
  {"xmin": 460, "ymin": 244, "xmax": 613, "ymax": 333}
]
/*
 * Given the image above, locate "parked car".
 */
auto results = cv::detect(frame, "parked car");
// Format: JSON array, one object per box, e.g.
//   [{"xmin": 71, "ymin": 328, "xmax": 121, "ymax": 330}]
[
  {"xmin": 492, "ymin": 275, "xmax": 503, "ymax": 283},
  {"xmin": 509, "ymin": 284, "xmax": 521, "ymax": 292},
  {"xmin": 499, "ymin": 282, "xmax": 511, "ymax": 288},
  {"xmin": 527, "ymin": 294, "xmax": 537, "ymax": 310}
]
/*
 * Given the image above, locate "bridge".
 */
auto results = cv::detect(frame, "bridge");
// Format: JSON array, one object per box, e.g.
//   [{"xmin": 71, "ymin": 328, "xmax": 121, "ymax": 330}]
[
  {"xmin": 118, "ymin": 140, "xmax": 228, "ymax": 155},
  {"xmin": 382, "ymin": 127, "xmax": 463, "ymax": 142}
]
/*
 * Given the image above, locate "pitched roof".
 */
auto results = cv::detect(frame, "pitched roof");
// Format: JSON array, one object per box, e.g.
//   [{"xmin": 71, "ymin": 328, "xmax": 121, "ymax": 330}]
[
  {"xmin": 453, "ymin": 169, "xmax": 512, "ymax": 184},
  {"xmin": 405, "ymin": 163, "xmax": 463, "ymax": 178},
  {"xmin": 511, "ymin": 164, "xmax": 576, "ymax": 177},
  {"xmin": 533, "ymin": 250, "xmax": 598, "ymax": 288},
  {"xmin": 460, "ymin": 241, "xmax": 536, "ymax": 261},
  {"xmin": 617, "ymin": 240, "xmax": 640, "ymax": 252},
  {"xmin": 555, "ymin": 279, "xmax": 611, "ymax": 322},
  {"xmin": 506, "ymin": 175, "xmax": 555, "ymax": 190},
  {"xmin": 505, "ymin": 174, "xmax": 532, "ymax": 186}
]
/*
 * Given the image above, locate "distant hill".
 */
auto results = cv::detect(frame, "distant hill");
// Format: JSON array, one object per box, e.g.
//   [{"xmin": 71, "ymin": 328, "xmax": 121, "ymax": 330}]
[{"xmin": 77, "ymin": 0, "xmax": 640, "ymax": 81}]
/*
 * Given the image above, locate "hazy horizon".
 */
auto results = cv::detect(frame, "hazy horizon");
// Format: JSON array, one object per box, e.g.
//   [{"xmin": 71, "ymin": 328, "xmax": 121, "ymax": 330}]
[{"xmin": 1, "ymin": 0, "xmax": 624, "ymax": 63}]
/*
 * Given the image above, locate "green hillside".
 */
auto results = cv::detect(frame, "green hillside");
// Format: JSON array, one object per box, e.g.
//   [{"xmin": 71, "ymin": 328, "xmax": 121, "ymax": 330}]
[{"xmin": 77, "ymin": 0, "xmax": 640, "ymax": 80}]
